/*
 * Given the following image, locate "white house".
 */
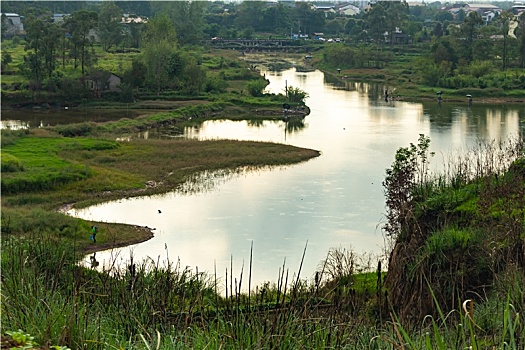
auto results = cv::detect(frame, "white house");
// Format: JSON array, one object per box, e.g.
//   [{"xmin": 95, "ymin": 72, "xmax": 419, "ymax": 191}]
[
  {"xmin": 85, "ymin": 72, "xmax": 122, "ymax": 96},
  {"xmin": 464, "ymin": 3, "xmax": 502, "ymax": 23},
  {"xmin": 313, "ymin": 5, "xmax": 336, "ymax": 16},
  {"xmin": 121, "ymin": 14, "xmax": 148, "ymax": 24},
  {"xmin": 51, "ymin": 13, "xmax": 69, "ymax": 23},
  {"xmin": 2, "ymin": 13, "xmax": 24, "ymax": 37},
  {"xmin": 337, "ymin": 3, "xmax": 360, "ymax": 16}
]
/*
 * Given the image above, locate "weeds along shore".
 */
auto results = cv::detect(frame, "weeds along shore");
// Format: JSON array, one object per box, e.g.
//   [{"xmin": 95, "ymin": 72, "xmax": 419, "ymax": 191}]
[{"xmin": 2, "ymin": 124, "xmax": 524, "ymax": 348}]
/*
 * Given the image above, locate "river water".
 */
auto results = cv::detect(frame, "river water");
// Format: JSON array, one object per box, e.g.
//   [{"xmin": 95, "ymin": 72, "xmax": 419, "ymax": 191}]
[{"xmin": 24, "ymin": 68, "xmax": 523, "ymax": 290}]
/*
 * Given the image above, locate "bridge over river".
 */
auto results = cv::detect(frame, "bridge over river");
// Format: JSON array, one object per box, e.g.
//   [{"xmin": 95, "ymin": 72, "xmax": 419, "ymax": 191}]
[{"xmin": 208, "ymin": 38, "xmax": 307, "ymax": 51}]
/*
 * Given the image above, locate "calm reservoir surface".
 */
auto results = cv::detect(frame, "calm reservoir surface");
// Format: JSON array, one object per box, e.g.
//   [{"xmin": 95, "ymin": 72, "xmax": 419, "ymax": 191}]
[{"xmin": 68, "ymin": 68, "xmax": 524, "ymax": 290}]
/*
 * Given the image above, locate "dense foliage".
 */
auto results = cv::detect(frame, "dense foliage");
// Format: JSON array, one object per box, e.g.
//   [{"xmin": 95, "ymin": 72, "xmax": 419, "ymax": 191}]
[
  {"xmin": 384, "ymin": 135, "xmax": 525, "ymax": 324},
  {"xmin": 2, "ymin": 0, "xmax": 525, "ymax": 103}
]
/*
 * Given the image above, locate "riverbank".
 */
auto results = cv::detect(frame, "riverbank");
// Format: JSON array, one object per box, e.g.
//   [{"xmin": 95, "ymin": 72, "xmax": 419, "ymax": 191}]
[
  {"xmin": 1, "ymin": 128, "xmax": 320, "ymax": 256},
  {"xmin": 320, "ymin": 68, "xmax": 525, "ymax": 104}
]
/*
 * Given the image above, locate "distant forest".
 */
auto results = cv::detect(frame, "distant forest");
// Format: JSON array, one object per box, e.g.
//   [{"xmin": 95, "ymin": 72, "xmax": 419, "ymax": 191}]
[{"xmin": 2, "ymin": 1, "xmax": 525, "ymax": 101}]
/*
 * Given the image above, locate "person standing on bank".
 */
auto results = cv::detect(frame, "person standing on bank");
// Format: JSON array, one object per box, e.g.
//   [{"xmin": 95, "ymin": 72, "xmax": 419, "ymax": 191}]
[{"xmin": 90, "ymin": 225, "xmax": 98, "ymax": 243}]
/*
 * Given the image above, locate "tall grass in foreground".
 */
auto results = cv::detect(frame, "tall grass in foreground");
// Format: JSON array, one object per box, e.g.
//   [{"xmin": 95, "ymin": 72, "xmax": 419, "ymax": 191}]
[
  {"xmin": 2, "ymin": 234, "xmax": 524, "ymax": 349},
  {"xmin": 2, "ymin": 135, "xmax": 524, "ymax": 348}
]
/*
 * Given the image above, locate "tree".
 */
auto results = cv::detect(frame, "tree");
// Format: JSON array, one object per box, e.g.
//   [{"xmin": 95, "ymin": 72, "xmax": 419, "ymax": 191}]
[
  {"xmin": 183, "ymin": 63, "xmax": 206, "ymax": 94},
  {"xmin": 122, "ymin": 15, "xmax": 143, "ymax": 48},
  {"xmin": 235, "ymin": 1, "xmax": 266, "ymax": 32},
  {"xmin": 456, "ymin": 9, "xmax": 466, "ymax": 22},
  {"xmin": 366, "ymin": 3, "xmax": 387, "ymax": 44},
  {"xmin": 518, "ymin": 13, "xmax": 525, "ymax": 68},
  {"xmin": 472, "ymin": 25, "xmax": 496, "ymax": 62},
  {"xmin": 286, "ymin": 86, "xmax": 309, "ymax": 103},
  {"xmin": 406, "ymin": 21, "xmax": 423, "ymax": 42},
  {"xmin": 293, "ymin": 2, "xmax": 325, "ymax": 34},
  {"xmin": 261, "ymin": 4, "xmax": 292, "ymax": 34},
  {"xmin": 65, "ymin": 10, "xmax": 98, "ymax": 75},
  {"xmin": 497, "ymin": 11, "xmax": 516, "ymax": 70},
  {"xmin": 123, "ymin": 58, "xmax": 147, "ymax": 89},
  {"xmin": 141, "ymin": 14, "xmax": 179, "ymax": 94},
  {"xmin": 431, "ymin": 37, "xmax": 458, "ymax": 65},
  {"xmin": 21, "ymin": 15, "xmax": 61, "ymax": 86},
  {"xmin": 98, "ymin": 1, "xmax": 123, "ymax": 52},
  {"xmin": 324, "ymin": 19, "xmax": 345, "ymax": 36},
  {"xmin": 382, "ymin": 134, "xmax": 433, "ymax": 239},
  {"xmin": 152, "ymin": 1, "xmax": 205, "ymax": 45},
  {"xmin": 459, "ymin": 11, "xmax": 483, "ymax": 63},
  {"xmin": 384, "ymin": 1, "xmax": 409, "ymax": 47},
  {"xmin": 21, "ymin": 16, "xmax": 46, "ymax": 85},
  {"xmin": 1, "ymin": 13, "xmax": 7, "ymax": 40},
  {"xmin": 345, "ymin": 18, "xmax": 358, "ymax": 34},
  {"xmin": 247, "ymin": 79, "xmax": 268, "ymax": 97},
  {"xmin": 434, "ymin": 11, "xmax": 453, "ymax": 23},
  {"xmin": 433, "ymin": 22, "xmax": 443, "ymax": 38},
  {"xmin": 1, "ymin": 52, "xmax": 12, "ymax": 71}
]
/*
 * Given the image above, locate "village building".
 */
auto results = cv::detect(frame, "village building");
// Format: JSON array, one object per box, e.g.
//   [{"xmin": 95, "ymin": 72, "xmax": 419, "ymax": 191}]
[
  {"xmin": 51, "ymin": 13, "xmax": 69, "ymax": 23},
  {"xmin": 85, "ymin": 72, "xmax": 122, "ymax": 96},
  {"xmin": 313, "ymin": 5, "xmax": 336, "ymax": 16},
  {"xmin": 443, "ymin": 3, "xmax": 502, "ymax": 23},
  {"xmin": 336, "ymin": 3, "xmax": 360, "ymax": 16},
  {"xmin": 2, "ymin": 13, "xmax": 25, "ymax": 37}
]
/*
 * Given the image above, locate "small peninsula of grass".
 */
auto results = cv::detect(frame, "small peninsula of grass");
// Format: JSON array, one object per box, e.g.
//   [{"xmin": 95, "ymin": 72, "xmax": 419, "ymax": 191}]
[{"xmin": 1, "ymin": 127, "xmax": 320, "ymax": 254}]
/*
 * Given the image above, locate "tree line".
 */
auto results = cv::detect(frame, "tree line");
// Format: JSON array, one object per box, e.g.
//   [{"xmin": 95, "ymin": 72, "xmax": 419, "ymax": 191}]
[{"xmin": 2, "ymin": 0, "xmax": 525, "ymax": 100}]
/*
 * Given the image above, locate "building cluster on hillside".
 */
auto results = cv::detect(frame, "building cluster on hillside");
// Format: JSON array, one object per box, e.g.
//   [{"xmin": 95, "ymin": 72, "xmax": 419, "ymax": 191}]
[{"xmin": 441, "ymin": 3, "xmax": 502, "ymax": 23}]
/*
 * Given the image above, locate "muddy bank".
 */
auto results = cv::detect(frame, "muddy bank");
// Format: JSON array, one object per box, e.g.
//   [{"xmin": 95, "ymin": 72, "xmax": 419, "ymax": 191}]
[{"xmin": 82, "ymin": 225, "xmax": 155, "ymax": 255}]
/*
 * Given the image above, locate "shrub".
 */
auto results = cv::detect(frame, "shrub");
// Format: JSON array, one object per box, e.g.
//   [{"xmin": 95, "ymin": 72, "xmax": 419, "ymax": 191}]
[
  {"xmin": 1, "ymin": 152, "xmax": 24, "ymax": 172},
  {"xmin": 53, "ymin": 123, "xmax": 98, "ymax": 137},
  {"xmin": 247, "ymin": 79, "xmax": 268, "ymax": 97},
  {"xmin": 285, "ymin": 86, "xmax": 309, "ymax": 103},
  {"xmin": 1, "ymin": 129, "xmax": 28, "ymax": 147},
  {"xmin": 468, "ymin": 60, "xmax": 494, "ymax": 78}
]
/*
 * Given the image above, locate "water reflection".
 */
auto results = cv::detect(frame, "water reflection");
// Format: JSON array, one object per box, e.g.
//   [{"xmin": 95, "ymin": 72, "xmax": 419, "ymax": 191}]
[
  {"xmin": 284, "ymin": 117, "xmax": 306, "ymax": 134},
  {"xmin": 65, "ymin": 68, "xmax": 524, "ymax": 290},
  {"xmin": 0, "ymin": 119, "xmax": 31, "ymax": 130},
  {"xmin": 0, "ymin": 108, "xmax": 160, "ymax": 130},
  {"xmin": 421, "ymin": 102, "xmax": 524, "ymax": 142}
]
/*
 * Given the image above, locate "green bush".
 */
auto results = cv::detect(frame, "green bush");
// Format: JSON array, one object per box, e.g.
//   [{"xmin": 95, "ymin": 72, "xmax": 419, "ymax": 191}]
[
  {"xmin": 1, "ymin": 129, "xmax": 28, "ymax": 147},
  {"xmin": 285, "ymin": 86, "xmax": 309, "ymax": 103},
  {"xmin": 425, "ymin": 227, "xmax": 473, "ymax": 255},
  {"xmin": 53, "ymin": 123, "xmax": 98, "ymax": 137},
  {"xmin": 247, "ymin": 79, "xmax": 269, "ymax": 97},
  {"xmin": 1, "ymin": 152, "xmax": 25, "ymax": 172},
  {"xmin": 1, "ymin": 167, "xmax": 92, "ymax": 194}
]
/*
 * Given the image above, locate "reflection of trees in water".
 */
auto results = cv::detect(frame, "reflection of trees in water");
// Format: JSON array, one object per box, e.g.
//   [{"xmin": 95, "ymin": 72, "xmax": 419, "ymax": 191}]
[
  {"xmin": 323, "ymin": 75, "xmax": 384, "ymax": 97},
  {"xmin": 324, "ymin": 74, "xmax": 343, "ymax": 87},
  {"xmin": 284, "ymin": 117, "xmax": 305, "ymax": 133},
  {"xmin": 368, "ymin": 83, "xmax": 386, "ymax": 100},
  {"xmin": 175, "ymin": 166, "xmax": 281, "ymax": 195},
  {"xmin": 423, "ymin": 101, "xmax": 457, "ymax": 126},
  {"xmin": 247, "ymin": 119, "xmax": 265, "ymax": 127},
  {"xmin": 424, "ymin": 102, "xmax": 525, "ymax": 141}
]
